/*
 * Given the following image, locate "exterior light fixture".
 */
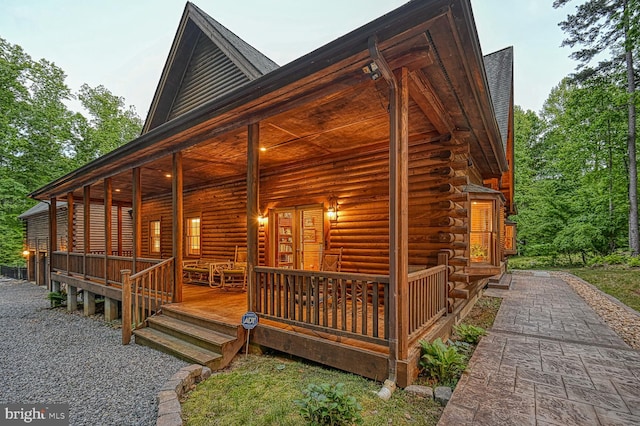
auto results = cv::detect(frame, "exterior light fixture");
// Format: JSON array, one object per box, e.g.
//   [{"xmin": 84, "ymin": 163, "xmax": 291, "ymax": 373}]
[
  {"xmin": 362, "ymin": 62, "xmax": 381, "ymax": 80},
  {"xmin": 22, "ymin": 250, "xmax": 29, "ymax": 257},
  {"xmin": 165, "ymin": 173, "xmax": 172, "ymax": 178},
  {"xmin": 258, "ymin": 214, "xmax": 267, "ymax": 227},
  {"xmin": 260, "ymin": 147, "xmax": 267, "ymax": 152},
  {"xmin": 327, "ymin": 197, "xmax": 339, "ymax": 224}
]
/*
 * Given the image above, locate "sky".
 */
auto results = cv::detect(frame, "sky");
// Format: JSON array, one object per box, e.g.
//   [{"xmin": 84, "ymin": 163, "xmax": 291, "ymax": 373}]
[{"xmin": 0, "ymin": 0, "xmax": 577, "ymax": 118}]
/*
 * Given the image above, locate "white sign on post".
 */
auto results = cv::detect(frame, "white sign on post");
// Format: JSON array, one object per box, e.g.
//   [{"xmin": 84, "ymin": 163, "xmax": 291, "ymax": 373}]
[{"xmin": 241, "ymin": 312, "xmax": 258, "ymax": 355}]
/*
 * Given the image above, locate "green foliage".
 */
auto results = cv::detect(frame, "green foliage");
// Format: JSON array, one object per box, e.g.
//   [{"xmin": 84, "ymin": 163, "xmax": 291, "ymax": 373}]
[
  {"xmin": 294, "ymin": 383, "xmax": 363, "ymax": 426},
  {"xmin": 47, "ymin": 291, "xmax": 66, "ymax": 307},
  {"xmin": 419, "ymin": 338, "xmax": 466, "ymax": 387},
  {"xmin": 0, "ymin": 37, "xmax": 142, "ymax": 264},
  {"xmin": 454, "ymin": 324, "xmax": 486, "ymax": 344}
]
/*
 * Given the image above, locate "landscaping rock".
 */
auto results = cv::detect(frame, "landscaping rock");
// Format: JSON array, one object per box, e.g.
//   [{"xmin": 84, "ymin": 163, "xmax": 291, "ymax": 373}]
[
  {"xmin": 434, "ymin": 386, "xmax": 452, "ymax": 405},
  {"xmin": 404, "ymin": 385, "xmax": 434, "ymax": 399}
]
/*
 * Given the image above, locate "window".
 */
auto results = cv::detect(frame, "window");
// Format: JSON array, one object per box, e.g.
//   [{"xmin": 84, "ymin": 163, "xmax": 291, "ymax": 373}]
[
  {"xmin": 150, "ymin": 220, "xmax": 161, "ymax": 254},
  {"xmin": 470, "ymin": 200, "xmax": 494, "ymax": 264},
  {"xmin": 186, "ymin": 217, "xmax": 201, "ymax": 256}
]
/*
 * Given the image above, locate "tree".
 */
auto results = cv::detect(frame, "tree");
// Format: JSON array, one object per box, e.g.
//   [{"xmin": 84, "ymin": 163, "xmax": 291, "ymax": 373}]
[
  {"xmin": 0, "ymin": 37, "xmax": 142, "ymax": 265},
  {"xmin": 72, "ymin": 84, "xmax": 142, "ymax": 166},
  {"xmin": 554, "ymin": 0, "xmax": 640, "ymax": 255}
]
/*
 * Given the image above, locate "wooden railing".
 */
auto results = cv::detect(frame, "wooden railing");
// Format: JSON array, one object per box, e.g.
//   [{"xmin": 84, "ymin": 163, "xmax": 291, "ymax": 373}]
[
  {"xmin": 254, "ymin": 267, "xmax": 390, "ymax": 346},
  {"xmin": 51, "ymin": 251, "xmax": 160, "ymax": 286},
  {"xmin": 121, "ymin": 257, "xmax": 174, "ymax": 344},
  {"xmin": 407, "ymin": 264, "xmax": 448, "ymax": 338}
]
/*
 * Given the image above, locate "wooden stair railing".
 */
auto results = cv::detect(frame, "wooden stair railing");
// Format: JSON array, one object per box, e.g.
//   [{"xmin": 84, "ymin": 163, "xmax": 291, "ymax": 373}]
[{"xmin": 121, "ymin": 257, "xmax": 174, "ymax": 345}]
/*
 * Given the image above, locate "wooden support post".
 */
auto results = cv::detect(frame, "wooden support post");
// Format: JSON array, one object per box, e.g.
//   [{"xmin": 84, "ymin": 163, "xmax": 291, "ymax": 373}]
[
  {"xmin": 48, "ymin": 197, "xmax": 57, "ymax": 290},
  {"xmin": 104, "ymin": 297, "xmax": 119, "ymax": 322},
  {"xmin": 122, "ymin": 269, "xmax": 131, "ymax": 345},
  {"xmin": 397, "ymin": 67, "xmax": 410, "ymax": 360},
  {"xmin": 83, "ymin": 185, "xmax": 91, "ymax": 279},
  {"xmin": 247, "ymin": 122, "xmax": 260, "ymax": 312},
  {"xmin": 83, "ymin": 291, "xmax": 95, "ymax": 316},
  {"xmin": 67, "ymin": 285, "xmax": 77, "ymax": 311},
  {"xmin": 67, "ymin": 192, "xmax": 73, "ymax": 273},
  {"xmin": 117, "ymin": 206, "xmax": 123, "ymax": 256},
  {"xmin": 438, "ymin": 251, "xmax": 449, "ymax": 316},
  {"xmin": 132, "ymin": 168, "xmax": 141, "ymax": 274},
  {"xmin": 172, "ymin": 153, "xmax": 183, "ymax": 302},
  {"xmin": 104, "ymin": 178, "xmax": 112, "ymax": 285}
]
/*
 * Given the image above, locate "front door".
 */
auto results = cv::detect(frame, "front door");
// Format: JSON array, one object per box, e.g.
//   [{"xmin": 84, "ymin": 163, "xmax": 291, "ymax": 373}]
[{"xmin": 272, "ymin": 206, "xmax": 324, "ymax": 270}]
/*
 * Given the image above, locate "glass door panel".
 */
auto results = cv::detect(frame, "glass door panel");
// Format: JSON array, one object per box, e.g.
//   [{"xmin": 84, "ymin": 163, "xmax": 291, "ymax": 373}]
[
  {"xmin": 300, "ymin": 208, "xmax": 323, "ymax": 270},
  {"xmin": 275, "ymin": 211, "xmax": 294, "ymax": 268}
]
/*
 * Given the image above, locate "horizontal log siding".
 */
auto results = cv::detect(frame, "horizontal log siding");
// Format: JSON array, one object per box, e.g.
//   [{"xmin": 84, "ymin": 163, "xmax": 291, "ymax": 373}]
[
  {"xmin": 261, "ymin": 148, "xmax": 390, "ymax": 274},
  {"xmin": 74, "ymin": 204, "xmax": 133, "ymax": 255},
  {"xmin": 140, "ymin": 180, "xmax": 247, "ymax": 261},
  {"xmin": 135, "ymin": 137, "xmax": 473, "ymax": 277},
  {"xmin": 408, "ymin": 137, "xmax": 469, "ymax": 288}
]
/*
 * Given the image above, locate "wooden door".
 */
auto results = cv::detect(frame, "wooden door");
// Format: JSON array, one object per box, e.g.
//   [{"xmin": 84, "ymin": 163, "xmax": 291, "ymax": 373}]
[{"xmin": 271, "ymin": 206, "xmax": 324, "ymax": 270}]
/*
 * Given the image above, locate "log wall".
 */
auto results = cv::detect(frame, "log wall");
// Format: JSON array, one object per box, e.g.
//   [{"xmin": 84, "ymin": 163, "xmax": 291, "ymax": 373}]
[{"xmin": 137, "ymin": 136, "xmax": 475, "ymax": 277}]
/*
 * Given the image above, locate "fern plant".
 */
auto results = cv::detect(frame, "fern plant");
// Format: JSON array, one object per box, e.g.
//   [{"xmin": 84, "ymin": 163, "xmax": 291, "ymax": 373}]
[
  {"xmin": 419, "ymin": 338, "xmax": 466, "ymax": 386},
  {"xmin": 454, "ymin": 324, "xmax": 486, "ymax": 344},
  {"xmin": 294, "ymin": 383, "xmax": 363, "ymax": 425}
]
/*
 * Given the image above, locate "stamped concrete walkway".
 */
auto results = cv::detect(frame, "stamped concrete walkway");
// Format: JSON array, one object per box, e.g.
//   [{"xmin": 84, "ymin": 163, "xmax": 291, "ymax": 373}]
[{"xmin": 439, "ymin": 271, "xmax": 640, "ymax": 426}]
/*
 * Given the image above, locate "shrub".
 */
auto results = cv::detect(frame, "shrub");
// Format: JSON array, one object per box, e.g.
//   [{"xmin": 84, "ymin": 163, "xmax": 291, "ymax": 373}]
[
  {"xmin": 603, "ymin": 253, "xmax": 627, "ymax": 265},
  {"xmin": 419, "ymin": 338, "xmax": 466, "ymax": 386},
  {"xmin": 294, "ymin": 383, "xmax": 363, "ymax": 425},
  {"xmin": 628, "ymin": 256, "xmax": 640, "ymax": 267},
  {"xmin": 47, "ymin": 291, "xmax": 66, "ymax": 307},
  {"xmin": 454, "ymin": 324, "xmax": 486, "ymax": 344}
]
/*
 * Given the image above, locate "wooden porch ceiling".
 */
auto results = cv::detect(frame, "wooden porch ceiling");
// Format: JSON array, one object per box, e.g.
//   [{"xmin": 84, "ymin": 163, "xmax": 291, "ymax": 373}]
[{"xmin": 35, "ymin": 1, "xmax": 506, "ymax": 203}]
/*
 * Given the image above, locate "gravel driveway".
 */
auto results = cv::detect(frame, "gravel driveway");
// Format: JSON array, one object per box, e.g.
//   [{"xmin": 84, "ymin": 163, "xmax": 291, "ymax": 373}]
[{"xmin": 0, "ymin": 277, "xmax": 187, "ymax": 426}]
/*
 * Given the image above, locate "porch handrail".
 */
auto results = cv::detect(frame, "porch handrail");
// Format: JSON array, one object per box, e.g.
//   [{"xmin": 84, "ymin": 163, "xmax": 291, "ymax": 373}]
[
  {"xmin": 407, "ymin": 263, "xmax": 448, "ymax": 340},
  {"xmin": 253, "ymin": 267, "xmax": 390, "ymax": 346},
  {"xmin": 121, "ymin": 257, "xmax": 174, "ymax": 345}
]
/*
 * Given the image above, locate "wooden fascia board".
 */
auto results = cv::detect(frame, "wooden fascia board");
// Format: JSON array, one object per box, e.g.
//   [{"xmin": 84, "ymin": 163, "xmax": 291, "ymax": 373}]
[
  {"xmin": 142, "ymin": 5, "xmax": 194, "ymax": 133},
  {"xmin": 446, "ymin": 3, "xmax": 508, "ymax": 176},
  {"xmin": 29, "ymin": 0, "xmax": 467, "ymax": 200},
  {"xmin": 188, "ymin": 11, "xmax": 262, "ymax": 80}
]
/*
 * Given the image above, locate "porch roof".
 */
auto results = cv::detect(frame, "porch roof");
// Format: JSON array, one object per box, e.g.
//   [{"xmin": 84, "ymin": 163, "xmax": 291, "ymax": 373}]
[{"xmin": 29, "ymin": 0, "xmax": 508, "ymax": 202}]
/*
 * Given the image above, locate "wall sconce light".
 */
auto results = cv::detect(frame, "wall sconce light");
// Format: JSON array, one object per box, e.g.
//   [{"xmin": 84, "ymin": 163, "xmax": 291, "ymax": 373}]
[
  {"xmin": 362, "ymin": 61, "xmax": 381, "ymax": 80},
  {"xmin": 327, "ymin": 198, "xmax": 338, "ymax": 224},
  {"xmin": 22, "ymin": 250, "xmax": 30, "ymax": 257},
  {"xmin": 258, "ymin": 213, "xmax": 267, "ymax": 227}
]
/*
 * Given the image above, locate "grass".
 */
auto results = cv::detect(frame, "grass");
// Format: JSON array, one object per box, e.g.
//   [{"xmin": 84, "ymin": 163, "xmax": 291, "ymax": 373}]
[
  {"xmin": 182, "ymin": 354, "xmax": 443, "ymax": 425},
  {"xmin": 181, "ymin": 294, "xmax": 502, "ymax": 425},
  {"xmin": 563, "ymin": 267, "xmax": 640, "ymax": 313}
]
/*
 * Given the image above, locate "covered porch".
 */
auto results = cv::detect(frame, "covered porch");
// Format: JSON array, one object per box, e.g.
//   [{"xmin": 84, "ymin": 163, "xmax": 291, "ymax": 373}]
[{"xmin": 35, "ymin": 0, "xmax": 506, "ymax": 387}]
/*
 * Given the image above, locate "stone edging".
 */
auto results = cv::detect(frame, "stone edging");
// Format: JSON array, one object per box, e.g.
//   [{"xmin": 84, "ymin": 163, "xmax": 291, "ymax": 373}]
[{"xmin": 156, "ymin": 364, "xmax": 212, "ymax": 426}]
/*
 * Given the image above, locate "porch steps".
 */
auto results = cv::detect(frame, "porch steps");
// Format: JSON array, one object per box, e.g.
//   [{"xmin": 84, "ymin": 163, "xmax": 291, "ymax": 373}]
[
  {"xmin": 488, "ymin": 273, "xmax": 512, "ymax": 290},
  {"xmin": 134, "ymin": 306, "xmax": 245, "ymax": 371}
]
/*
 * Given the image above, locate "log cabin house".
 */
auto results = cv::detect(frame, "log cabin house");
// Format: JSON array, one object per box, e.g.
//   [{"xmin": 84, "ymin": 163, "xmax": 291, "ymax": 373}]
[{"xmin": 26, "ymin": 0, "xmax": 515, "ymax": 387}]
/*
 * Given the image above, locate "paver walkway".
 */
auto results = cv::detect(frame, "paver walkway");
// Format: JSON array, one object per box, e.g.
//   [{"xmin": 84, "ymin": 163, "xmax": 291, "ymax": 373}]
[{"xmin": 439, "ymin": 271, "xmax": 640, "ymax": 426}]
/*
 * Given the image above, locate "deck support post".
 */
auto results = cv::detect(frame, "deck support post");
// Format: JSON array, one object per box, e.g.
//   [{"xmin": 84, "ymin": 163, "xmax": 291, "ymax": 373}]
[
  {"xmin": 104, "ymin": 178, "xmax": 112, "ymax": 285},
  {"xmin": 104, "ymin": 297, "xmax": 119, "ymax": 322},
  {"xmin": 396, "ymin": 67, "xmax": 410, "ymax": 360},
  {"xmin": 67, "ymin": 285, "xmax": 77, "ymax": 311},
  {"xmin": 247, "ymin": 122, "xmax": 260, "ymax": 312},
  {"xmin": 66, "ymin": 192, "xmax": 73, "ymax": 273},
  {"xmin": 48, "ymin": 196, "xmax": 57, "ymax": 290},
  {"xmin": 132, "ymin": 168, "xmax": 141, "ymax": 274},
  {"xmin": 83, "ymin": 185, "xmax": 91, "ymax": 280},
  {"xmin": 172, "ymin": 152, "xmax": 184, "ymax": 303},
  {"xmin": 122, "ymin": 269, "xmax": 132, "ymax": 345},
  {"xmin": 83, "ymin": 291, "xmax": 95, "ymax": 316},
  {"xmin": 370, "ymin": 37, "xmax": 409, "ymax": 382}
]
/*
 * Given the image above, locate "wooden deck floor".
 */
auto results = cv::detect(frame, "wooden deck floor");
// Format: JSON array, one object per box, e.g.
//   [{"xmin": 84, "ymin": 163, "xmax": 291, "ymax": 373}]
[{"xmin": 174, "ymin": 283, "xmax": 388, "ymax": 355}]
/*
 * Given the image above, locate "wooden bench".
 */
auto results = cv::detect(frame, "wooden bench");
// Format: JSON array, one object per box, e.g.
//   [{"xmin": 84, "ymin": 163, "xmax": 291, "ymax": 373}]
[{"xmin": 182, "ymin": 259, "xmax": 230, "ymax": 287}]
